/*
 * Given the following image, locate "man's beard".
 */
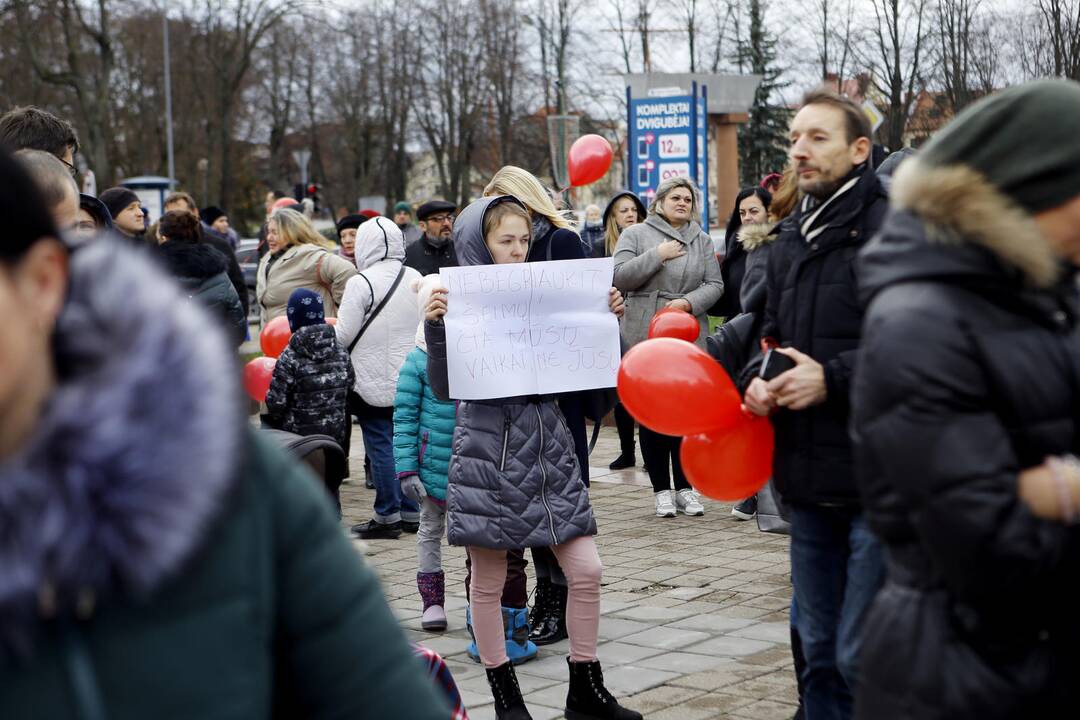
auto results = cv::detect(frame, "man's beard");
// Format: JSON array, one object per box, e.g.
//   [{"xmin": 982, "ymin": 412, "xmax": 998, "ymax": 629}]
[
  {"xmin": 427, "ymin": 231, "xmax": 451, "ymax": 248},
  {"xmin": 800, "ymin": 173, "xmax": 843, "ymax": 200}
]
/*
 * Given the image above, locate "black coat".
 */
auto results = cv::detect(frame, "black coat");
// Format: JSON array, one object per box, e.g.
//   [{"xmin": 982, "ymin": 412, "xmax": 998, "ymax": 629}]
[
  {"xmin": 157, "ymin": 241, "xmax": 247, "ymax": 344},
  {"xmin": 852, "ymin": 159, "xmax": 1080, "ymax": 719},
  {"xmin": 201, "ymin": 225, "xmax": 249, "ymax": 319},
  {"xmin": 265, "ymin": 323, "xmax": 356, "ymax": 450},
  {"xmin": 403, "ymin": 234, "xmax": 458, "ymax": 277},
  {"xmin": 715, "ymin": 231, "xmax": 746, "ymax": 319},
  {"xmin": 739, "ymin": 165, "xmax": 888, "ymax": 506}
]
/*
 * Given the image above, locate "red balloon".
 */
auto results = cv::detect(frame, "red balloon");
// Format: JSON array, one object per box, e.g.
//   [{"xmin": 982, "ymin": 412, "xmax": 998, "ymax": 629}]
[
  {"xmin": 617, "ymin": 338, "xmax": 741, "ymax": 436},
  {"xmin": 260, "ymin": 316, "xmax": 292, "ymax": 358},
  {"xmin": 648, "ymin": 310, "xmax": 700, "ymax": 342},
  {"xmin": 681, "ymin": 417, "xmax": 775, "ymax": 501},
  {"xmin": 243, "ymin": 357, "xmax": 277, "ymax": 403},
  {"xmin": 568, "ymin": 134, "xmax": 614, "ymax": 187}
]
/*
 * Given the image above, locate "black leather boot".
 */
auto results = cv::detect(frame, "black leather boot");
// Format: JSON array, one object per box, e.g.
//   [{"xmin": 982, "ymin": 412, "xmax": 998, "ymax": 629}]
[
  {"xmin": 528, "ymin": 577, "xmax": 551, "ymax": 631},
  {"xmin": 485, "ymin": 662, "xmax": 533, "ymax": 720},
  {"xmin": 529, "ymin": 581, "xmax": 567, "ymax": 645},
  {"xmin": 565, "ymin": 659, "xmax": 642, "ymax": 720}
]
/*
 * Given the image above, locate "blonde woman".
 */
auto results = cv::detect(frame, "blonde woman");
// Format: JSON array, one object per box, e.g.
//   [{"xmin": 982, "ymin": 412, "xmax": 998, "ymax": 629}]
[
  {"xmin": 256, "ymin": 208, "xmax": 357, "ymax": 323},
  {"xmin": 483, "ymin": 165, "xmax": 588, "ymax": 262},
  {"xmin": 613, "ymin": 176, "xmax": 723, "ymax": 518}
]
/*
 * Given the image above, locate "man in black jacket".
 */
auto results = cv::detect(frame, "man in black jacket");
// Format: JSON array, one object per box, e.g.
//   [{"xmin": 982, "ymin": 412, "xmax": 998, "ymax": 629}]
[
  {"xmin": 403, "ymin": 200, "xmax": 457, "ymax": 276},
  {"xmin": 741, "ymin": 88, "xmax": 887, "ymax": 720}
]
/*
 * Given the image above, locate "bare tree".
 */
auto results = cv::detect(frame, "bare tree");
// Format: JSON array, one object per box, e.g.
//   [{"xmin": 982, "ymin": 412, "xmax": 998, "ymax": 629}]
[
  {"xmin": 813, "ymin": 0, "xmax": 856, "ymax": 84},
  {"xmin": 415, "ymin": 0, "xmax": 487, "ymax": 205},
  {"xmin": 12, "ymin": 0, "xmax": 117, "ymax": 182},
  {"xmin": 1036, "ymin": 0, "xmax": 1080, "ymax": 79},
  {"xmin": 862, "ymin": 0, "xmax": 928, "ymax": 150},
  {"xmin": 606, "ymin": 0, "xmax": 637, "ymax": 73},
  {"xmin": 707, "ymin": 0, "xmax": 735, "ymax": 73},
  {"xmin": 257, "ymin": 21, "xmax": 301, "ymax": 190},
  {"xmin": 935, "ymin": 0, "xmax": 981, "ymax": 112},
  {"xmin": 184, "ymin": 0, "xmax": 287, "ymax": 208},
  {"xmin": 481, "ymin": 0, "xmax": 525, "ymax": 166}
]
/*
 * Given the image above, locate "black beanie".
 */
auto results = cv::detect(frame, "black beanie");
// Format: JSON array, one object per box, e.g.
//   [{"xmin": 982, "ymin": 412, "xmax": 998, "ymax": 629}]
[
  {"xmin": 98, "ymin": 187, "xmax": 140, "ymax": 220},
  {"xmin": 201, "ymin": 206, "xmax": 226, "ymax": 225},
  {"xmin": 920, "ymin": 79, "xmax": 1080, "ymax": 213},
  {"xmin": 336, "ymin": 213, "xmax": 367, "ymax": 237}
]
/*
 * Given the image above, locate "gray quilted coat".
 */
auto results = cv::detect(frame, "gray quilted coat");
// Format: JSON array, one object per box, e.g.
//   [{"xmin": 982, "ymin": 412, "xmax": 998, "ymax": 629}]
[{"xmin": 425, "ymin": 195, "xmax": 597, "ymax": 550}]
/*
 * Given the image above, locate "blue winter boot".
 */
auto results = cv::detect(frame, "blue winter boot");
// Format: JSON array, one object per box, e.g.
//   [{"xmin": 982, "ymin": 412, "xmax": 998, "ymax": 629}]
[
  {"xmin": 465, "ymin": 606, "xmax": 538, "ymax": 665},
  {"xmin": 503, "ymin": 606, "xmax": 538, "ymax": 665},
  {"xmin": 466, "ymin": 606, "xmax": 481, "ymax": 662}
]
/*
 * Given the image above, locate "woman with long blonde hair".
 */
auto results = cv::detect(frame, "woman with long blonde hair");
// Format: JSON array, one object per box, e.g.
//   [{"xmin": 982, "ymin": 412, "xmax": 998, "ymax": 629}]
[
  {"xmin": 483, "ymin": 165, "xmax": 587, "ymax": 261},
  {"xmin": 256, "ymin": 207, "xmax": 357, "ymax": 322}
]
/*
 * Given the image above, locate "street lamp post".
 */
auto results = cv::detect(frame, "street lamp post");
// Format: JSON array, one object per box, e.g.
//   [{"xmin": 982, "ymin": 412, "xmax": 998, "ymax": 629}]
[{"xmin": 163, "ymin": 7, "xmax": 176, "ymax": 189}]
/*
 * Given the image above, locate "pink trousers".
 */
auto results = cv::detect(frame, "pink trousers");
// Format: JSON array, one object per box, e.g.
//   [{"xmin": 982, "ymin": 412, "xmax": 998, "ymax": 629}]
[{"xmin": 469, "ymin": 536, "xmax": 602, "ymax": 667}]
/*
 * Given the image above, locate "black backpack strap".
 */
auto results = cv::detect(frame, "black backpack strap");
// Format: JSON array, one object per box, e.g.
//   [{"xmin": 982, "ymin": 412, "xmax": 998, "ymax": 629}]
[{"xmin": 347, "ymin": 266, "xmax": 406, "ymax": 354}]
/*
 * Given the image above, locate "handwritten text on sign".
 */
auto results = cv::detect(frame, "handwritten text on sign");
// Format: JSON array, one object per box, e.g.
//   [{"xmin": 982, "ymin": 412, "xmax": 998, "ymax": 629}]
[{"xmin": 440, "ymin": 258, "xmax": 620, "ymax": 400}]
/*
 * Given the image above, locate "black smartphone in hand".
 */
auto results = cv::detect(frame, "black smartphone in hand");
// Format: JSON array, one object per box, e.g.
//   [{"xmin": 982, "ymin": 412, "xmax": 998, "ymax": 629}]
[{"xmin": 760, "ymin": 348, "xmax": 797, "ymax": 382}]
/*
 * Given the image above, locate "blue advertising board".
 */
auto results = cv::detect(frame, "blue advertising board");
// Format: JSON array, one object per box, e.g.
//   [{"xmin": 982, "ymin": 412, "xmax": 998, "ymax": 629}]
[{"xmin": 627, "ymin": 82, "xmax": 709, "ymax": 228}]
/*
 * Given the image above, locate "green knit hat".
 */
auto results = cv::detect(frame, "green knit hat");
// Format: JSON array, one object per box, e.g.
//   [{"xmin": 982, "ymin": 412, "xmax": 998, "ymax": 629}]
[
  {"xmin": 920, "ymin": 79, "xmax": 1080, "ymax": 213},
  {"xmin": 393, "ymin": 201, "xmax": 412, "ymax": 215}
]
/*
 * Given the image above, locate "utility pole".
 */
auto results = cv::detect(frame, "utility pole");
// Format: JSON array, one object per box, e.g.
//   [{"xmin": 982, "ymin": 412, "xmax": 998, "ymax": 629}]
[{"xmin": 163, "ymin": 8, "xmax": 176, "ymax": 189}]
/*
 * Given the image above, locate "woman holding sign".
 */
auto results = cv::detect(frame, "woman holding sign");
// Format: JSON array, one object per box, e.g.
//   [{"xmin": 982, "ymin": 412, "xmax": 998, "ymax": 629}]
[
  {"xmin": 483, "ymin": 166, "xmax": 594, "ymax": 647},
  {"xmin": 613, "ymin": 176, "xmax": 723, "ymax": 519},
  {"xmin": 425, "ymin": 195, "xmax": 641, "ymax": 720}
]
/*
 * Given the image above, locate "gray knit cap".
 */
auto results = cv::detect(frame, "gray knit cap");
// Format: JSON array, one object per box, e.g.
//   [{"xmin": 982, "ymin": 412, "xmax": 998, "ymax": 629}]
[{"xmin": 920, "ymin": 79, "xmax": 1080, "ymax": 213}]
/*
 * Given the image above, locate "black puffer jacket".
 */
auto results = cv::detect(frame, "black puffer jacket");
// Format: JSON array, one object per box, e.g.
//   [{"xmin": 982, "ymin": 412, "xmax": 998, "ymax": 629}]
[
  {"xmin": 739, "ymin": 165, "xmax": 888, "ymax": 506},
  {"xmin": 157, "ymin": 241, "xmax": 247, "ymax": 345},
  {"xmin": 265, "ymin": 324, "xmax": 355, "ymax": 450},
  {"xmin": 852, "ymin": 159, "xmax": 1080, "ymax": 720}
]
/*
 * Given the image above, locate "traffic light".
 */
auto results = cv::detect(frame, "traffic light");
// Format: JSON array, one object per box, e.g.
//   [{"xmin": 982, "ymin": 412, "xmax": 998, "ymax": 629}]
[{"xmin": 306, "ymin": 181, "xmax": 321, "ymax": 212}]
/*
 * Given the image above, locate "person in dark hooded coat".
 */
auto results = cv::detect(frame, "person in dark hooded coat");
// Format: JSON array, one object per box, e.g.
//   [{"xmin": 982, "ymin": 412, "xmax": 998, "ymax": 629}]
[
  {"xmin": 852, "ymin": 80, "xmax": 1080, "ymax": 720},
  {"xmin": 156, "ymin": 209, "xmax": 246, "ymax": 345}
]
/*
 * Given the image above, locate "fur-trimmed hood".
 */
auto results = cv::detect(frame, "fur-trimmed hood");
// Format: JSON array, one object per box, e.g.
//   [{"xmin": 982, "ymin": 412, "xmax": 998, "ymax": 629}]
[
  {"xmin": 0, "ymin": 239, "xmax": 244, "ymax": 660},
  {"xmin": 738, "ymin": 222, "xmax": 778, "ymax": 252},
  {"xmin": 861, "ymin": 158, "xmax": 1069, "ymax": 307}
]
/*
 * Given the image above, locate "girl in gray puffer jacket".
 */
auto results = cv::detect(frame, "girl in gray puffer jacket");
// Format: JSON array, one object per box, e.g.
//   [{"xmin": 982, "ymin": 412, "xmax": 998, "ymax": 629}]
[{"xmin": 425, "ymin": 195, "xmax": 640, "ymax": 720}]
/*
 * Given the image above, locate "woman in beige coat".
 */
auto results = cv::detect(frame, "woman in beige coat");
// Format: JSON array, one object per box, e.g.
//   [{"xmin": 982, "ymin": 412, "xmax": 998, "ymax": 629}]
[
  {"xmin": 612, "ymin": 177, "xmax": 723, "ymax": 518},
  {"xmin": 256, "ymin": 208, "xmax": 357, "ymax": 323}
]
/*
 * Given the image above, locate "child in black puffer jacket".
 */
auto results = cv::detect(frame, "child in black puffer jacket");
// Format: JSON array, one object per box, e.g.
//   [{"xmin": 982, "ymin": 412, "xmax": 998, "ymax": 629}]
[{"xmin": 265, "ymin": 288, "xmax": 355, "ymax": 450}]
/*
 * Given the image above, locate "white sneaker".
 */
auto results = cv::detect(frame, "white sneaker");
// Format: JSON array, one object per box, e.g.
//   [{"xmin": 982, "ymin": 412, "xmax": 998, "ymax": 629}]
[
  {"xmin": 654, "ymin": 490, "xmax": 676, "ymax": 518},
  {"xmin": 675, "ymin": 488, "xmax": 705, "ymax": 516}
]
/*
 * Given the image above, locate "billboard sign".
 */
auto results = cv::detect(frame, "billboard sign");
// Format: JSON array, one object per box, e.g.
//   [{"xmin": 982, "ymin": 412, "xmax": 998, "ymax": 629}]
[{"xmin": 627, "ymin": 83, "xmax": 709, "ymax": 228}]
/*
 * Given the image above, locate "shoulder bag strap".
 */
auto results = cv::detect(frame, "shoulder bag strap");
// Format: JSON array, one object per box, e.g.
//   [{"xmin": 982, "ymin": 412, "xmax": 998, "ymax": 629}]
[{"xmin": 347, "ymin": 266, "xmax": 406, "ymax": 354}]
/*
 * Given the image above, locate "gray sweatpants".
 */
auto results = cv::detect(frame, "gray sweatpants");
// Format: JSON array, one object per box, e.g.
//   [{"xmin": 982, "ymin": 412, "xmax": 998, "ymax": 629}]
[{"xmin": 418, "ymin": 496, "xmax": 447, "ymax": 574}]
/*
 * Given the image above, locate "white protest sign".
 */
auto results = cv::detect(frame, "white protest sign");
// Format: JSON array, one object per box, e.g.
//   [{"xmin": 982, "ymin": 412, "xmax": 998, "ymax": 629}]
[{"xmin": 440, "ymin": 258, "xmax": 621, "ymax": 400}]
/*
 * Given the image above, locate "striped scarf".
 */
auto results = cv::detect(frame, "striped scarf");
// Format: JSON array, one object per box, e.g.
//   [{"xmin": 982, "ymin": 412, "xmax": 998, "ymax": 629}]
[{"xmin": 798, "ymin": 165, "xmax": 865, "ymax": 243}]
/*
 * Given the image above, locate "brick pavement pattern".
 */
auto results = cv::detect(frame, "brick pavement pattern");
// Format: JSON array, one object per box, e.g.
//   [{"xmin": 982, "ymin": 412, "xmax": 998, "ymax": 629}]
[{"xmin": 340, "ymin": 424, "xmax": 798, "ymax": 719}]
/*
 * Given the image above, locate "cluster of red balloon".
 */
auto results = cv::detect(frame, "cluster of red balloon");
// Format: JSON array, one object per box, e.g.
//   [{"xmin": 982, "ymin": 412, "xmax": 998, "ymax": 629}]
[
  {"xmin": 242, "ymin": 316, "xmax": 337, "ymax": 402},
  {"xmin": 616, "ymin": 308, "xmax": 774, "ymax": 501}
]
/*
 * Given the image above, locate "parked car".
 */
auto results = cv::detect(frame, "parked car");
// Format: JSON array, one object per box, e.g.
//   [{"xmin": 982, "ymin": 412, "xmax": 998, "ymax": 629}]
[{"xmin": 236, "ymin": 238, "xmax": 260, "ymax": 323}]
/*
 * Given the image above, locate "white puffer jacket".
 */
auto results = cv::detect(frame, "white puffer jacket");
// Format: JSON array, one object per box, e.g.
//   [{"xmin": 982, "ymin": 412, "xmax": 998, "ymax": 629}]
[{"xmin": 335, "ymin": 217, "xmax": 421, "ymax": 407}]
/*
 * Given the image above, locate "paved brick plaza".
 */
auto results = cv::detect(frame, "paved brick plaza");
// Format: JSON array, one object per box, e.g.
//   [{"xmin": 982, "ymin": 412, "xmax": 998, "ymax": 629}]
[{"xmin": 341, "ymin": 425, "xmax": 799, "ymax": 719}]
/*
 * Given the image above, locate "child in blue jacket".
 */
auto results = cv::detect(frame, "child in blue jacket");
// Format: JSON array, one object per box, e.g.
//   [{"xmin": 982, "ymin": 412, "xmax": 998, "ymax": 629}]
[{"xmin": 393, "ymin": 275, "xmax": 457, "ymax": 632}]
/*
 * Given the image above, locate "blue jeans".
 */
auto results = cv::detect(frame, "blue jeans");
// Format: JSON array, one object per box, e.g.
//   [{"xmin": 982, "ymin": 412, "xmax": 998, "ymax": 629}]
[
  {"xmin": 361, "ymin": 416, "xmax": 419, "ymax": 524},
  {"xmin": 789, "ymin": 505, "xmax": 884, "ymax": 720}
]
